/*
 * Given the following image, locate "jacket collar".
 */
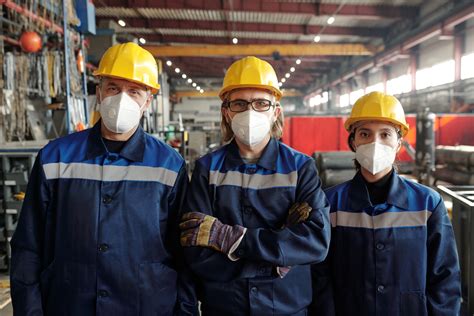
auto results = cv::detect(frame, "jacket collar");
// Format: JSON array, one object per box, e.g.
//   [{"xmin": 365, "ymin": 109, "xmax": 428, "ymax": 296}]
[
  {"xmin": 348, "ymin": 169, "xmax": 409, "ymax": 210},
  {"xmin": 223, "ymin": 138, "xmax": 278, "ymax": 171},
  {"xmin": 86, "ymin": 121, "xmax": 145, "ymax": 162}
]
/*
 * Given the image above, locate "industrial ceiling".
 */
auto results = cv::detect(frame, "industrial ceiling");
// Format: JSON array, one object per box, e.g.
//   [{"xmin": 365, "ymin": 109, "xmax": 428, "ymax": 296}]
[{"xmin": 94, "ymin": 0, "xmax": 425, "ymax": 94}]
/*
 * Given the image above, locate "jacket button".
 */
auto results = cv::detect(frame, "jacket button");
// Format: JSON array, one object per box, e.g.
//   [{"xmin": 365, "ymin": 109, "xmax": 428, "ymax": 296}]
[
  {"xmin": 98, "ymin": 244, "xmax": 109, "ymax": 252},
  {"xmin": 102, "ymin": 195, "xmax": 112, "ymax": 204},
  {"xmin": 250, "ymin": 286, "xmax": 258, "ymax": 294},
  {"xmin": 98, "ymin": 290, "xmax": 108, "ymax": 298},
  {"xmin": 377, "ymin": 285, "xmax": 385, "ymax": 293},
  {"xmin": 376, "ymin": 243, "xmax": 384, "ymax": 250}
]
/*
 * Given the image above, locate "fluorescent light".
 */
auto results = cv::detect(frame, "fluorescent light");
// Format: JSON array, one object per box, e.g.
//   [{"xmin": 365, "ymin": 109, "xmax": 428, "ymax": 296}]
[
  {"xmin": 290, "ymin": 67, "xmax": 295, "ymax": 72},
  {"xmin": 314, "ymin": 35, "xmax": 321, "ymax": 43},
  {"xmin": 278, "ymin": 82, "xmax": 283, "ymax": 87},
  {"xmin": 296, "ymin": 59, "xmax": 301, "ymax": 65},
  {"xmin": 192, "ymin": 83, "xmax": 197, "ymax": 87},
  {"xmin": 281, "ymin": 78, "xmax": 286, "ymax": 83},
  {"xmin": 232, "ymin": 37, "xmax": 238, "ymax": 44},
  {"xmin": 196, "ymin": 86, "xmax": 201, "ymax": 90},
  {"xmin": 182, "ymin": 74, "xmax": 187, "ymax": 79},
  {"xmin": 118, "ymin": 20, "xmax": 126, "ymax": 27},
  {"xmin": 139, "ymin": 37, "xmax": 146, "ymax": 44},
  {"xmin": 327, "ymin": 16, "xmax": 335, "ymax": 25},
  {"xmin": 175, "ymin": 68, "xmax": 180, "ymax": 73},
  {"xmin": 200, "ymin": 89, "xmax": 204, "ymax": 93},
  {"xmin": 166, "ymin": 60, "xmax": 172, "ymax": 66},
  {"xmin": 285, "ymin": 73, "xmax": 290, "ymax": 78},
  {"xmin": 187, "ymin": 78, "xmax": 192, "ymax": 83}
]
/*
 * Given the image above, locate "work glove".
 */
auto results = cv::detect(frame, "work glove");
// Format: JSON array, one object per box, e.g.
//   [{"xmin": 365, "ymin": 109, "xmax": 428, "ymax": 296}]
[
  {"xmin": 277, "ymin": 202, "xmax": 313, "ymax": 278},
  {"xmin": 285, "ymin": 202, "xmax": 312, "ymax": 228},
  {"xmin": 180, "ymin": 212, "xmax": 245, "ymax": 255}
]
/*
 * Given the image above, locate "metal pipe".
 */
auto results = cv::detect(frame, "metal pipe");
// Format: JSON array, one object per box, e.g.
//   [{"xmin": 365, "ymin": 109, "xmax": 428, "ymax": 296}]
[{"xmin": 62, "ymin": 0, "xmax": 71, "ymax": 134}]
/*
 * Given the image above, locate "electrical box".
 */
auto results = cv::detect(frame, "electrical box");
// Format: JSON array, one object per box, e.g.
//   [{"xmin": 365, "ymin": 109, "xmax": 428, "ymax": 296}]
[{"xmin": 75, "ymin": 0, "xmax": 96, "ymax": 35}]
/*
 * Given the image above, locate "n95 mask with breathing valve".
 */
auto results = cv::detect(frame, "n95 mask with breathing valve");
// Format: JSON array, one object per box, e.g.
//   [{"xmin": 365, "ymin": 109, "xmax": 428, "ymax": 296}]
[{"xmin": 99, "ymin": 92, "xmax": 147, "ymax": 134}]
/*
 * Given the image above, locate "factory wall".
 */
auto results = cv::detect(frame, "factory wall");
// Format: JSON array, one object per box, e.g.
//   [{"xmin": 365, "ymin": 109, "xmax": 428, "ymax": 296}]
[{"xmin": 173, "ymin": 97, "xmax": 221, "ymax": 123}]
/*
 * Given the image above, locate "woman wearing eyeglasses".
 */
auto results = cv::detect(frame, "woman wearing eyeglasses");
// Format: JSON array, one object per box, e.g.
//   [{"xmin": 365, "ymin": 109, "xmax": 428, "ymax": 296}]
[{"xmin": 179, "ymin": 56, "xmax": 331, "ymax": 315}]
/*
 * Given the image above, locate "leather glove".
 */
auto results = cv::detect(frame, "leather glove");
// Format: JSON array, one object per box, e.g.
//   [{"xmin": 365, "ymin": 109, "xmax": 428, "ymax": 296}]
[
  {"xmin": 285, "ymin": 202, "xmax": 312, "ymax": 227},
  {"xmin": 277, "ymin": 202, "xmax": 312, "ymax": 278},
  {"xmin": 180, "ymin": 212, "xmax": 245, "ymax": 254}
]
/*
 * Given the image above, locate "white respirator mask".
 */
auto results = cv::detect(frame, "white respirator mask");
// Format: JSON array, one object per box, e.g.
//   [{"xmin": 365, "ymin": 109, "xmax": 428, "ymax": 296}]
[
  {"xmin": 231, "ymin": 110, "xmax": 272, "ymax": 147},
  {"xmin": 355, "ymin": 142, "xmax": 397, "ymax": 175},
  {"xmin": 99, "ymin": 91, "xmax": 147, "ymax": 134}
]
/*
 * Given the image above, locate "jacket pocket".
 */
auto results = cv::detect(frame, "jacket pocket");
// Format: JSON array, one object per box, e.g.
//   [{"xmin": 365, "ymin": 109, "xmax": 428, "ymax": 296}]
[
  {"xmin": 138, "ymin": 262, "xmax": 178, "ymax": 316},
  {"xmin": 400, "ymin": 291, "xmax": 427, "ymax": 316}
]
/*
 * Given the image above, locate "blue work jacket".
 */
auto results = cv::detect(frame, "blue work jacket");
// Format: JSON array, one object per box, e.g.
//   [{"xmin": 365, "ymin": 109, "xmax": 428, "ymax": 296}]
[
  {"xmin": 183, "ymin": 138, "xmax": 331, "ymax": 316},
  {"xmin": 311, "ymin": 171, "xmax": 461, "ymax": 316},
  {"xmin": 10, "ymin": 122, "xmax": 197, "ymax": 316}
]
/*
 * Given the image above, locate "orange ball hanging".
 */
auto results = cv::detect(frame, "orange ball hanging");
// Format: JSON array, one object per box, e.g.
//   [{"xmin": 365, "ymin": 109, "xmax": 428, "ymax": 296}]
[{"xmin": 19, "ymin": 31, "xmax": 42, "ymax": 53}]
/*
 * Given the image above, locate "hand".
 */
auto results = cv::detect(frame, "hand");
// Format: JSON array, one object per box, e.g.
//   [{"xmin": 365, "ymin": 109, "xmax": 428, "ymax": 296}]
[
  {"xmin": 277, "ymin": 202, "xmax": 312, "ymax": 278},
  {"xmin": 285, "ymin": 202, "xmax": 312, "ymax": 227},
  {"xmin": 180, "ymin": 212, "xmax": 245, "ymax": 254}
]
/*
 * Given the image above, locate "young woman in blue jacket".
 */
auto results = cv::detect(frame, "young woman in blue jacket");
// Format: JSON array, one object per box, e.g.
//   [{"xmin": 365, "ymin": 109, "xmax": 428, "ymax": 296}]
[
  {"xmin": 311, "ymin": 92, "xmax": 461, "ymax": 316},
  {"xmin": 179, "ymin": 56, "xmax": 331, "ymax": 315}
]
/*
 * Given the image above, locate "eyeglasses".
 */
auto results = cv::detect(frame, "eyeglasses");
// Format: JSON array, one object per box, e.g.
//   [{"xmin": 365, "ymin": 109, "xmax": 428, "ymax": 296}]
[{"xmin": 226, "ymin": 99, "xmax": 275, "ymax": 112}]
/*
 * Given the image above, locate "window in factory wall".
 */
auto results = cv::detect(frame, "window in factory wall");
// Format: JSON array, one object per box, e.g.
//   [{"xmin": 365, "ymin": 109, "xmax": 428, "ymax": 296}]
[
  {"xmin": 309, "ymin": 92, "xmax": 329, "ymax": 108},
  {"xmin": 416, "ymin": 67, "xmax": 432, "ymax": 90},
  {"xmin": 322, "ymin": 91, "xmax": 329, "ymax": 104},
  {"xmin": 431, "ymin": 60, "xmax": 454, "ymax": 86},
  {"xmin": 416, "ymin": 59, "xmax": 455, "ymax": 90},
  {"xmin": 461, "ymin": 53, "xmax": 474, "ymax": 79},
  {"xmin": 340, "ymin": 94, "xmax": 350, "ymax": 107},
  {"xmin": 386, "ymin": 74, "xmax": 411, "ymax": 95},
  {"xmin": 365, "ymin": 82, "xmax": 384, "ymax": 93},
  {"xmin": 349, "ymin": 89, "xmax": 365, "ymax": 105},
  {"xmin": 309, "ymin": 95, "xmax": 321, "ymax": 107}
]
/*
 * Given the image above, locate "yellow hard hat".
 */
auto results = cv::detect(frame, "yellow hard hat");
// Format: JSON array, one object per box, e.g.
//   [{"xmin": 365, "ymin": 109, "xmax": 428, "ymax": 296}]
[
  {"xmin": 93, "ymin": 42, "xmax": 160, "ymax": 94},
  {"xmin": 344, "ymin": 91, "xmax": 409, "ymax": 136},
  {"xmin": 219, "ymin": 56, "xmax": 282, "ymax": 101}
]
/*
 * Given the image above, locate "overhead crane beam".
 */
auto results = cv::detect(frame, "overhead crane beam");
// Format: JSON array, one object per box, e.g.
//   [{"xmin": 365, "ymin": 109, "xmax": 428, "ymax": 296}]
[{"xmin": 144, "ymin": 44, "xmax": 377, "ymax": 57}]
